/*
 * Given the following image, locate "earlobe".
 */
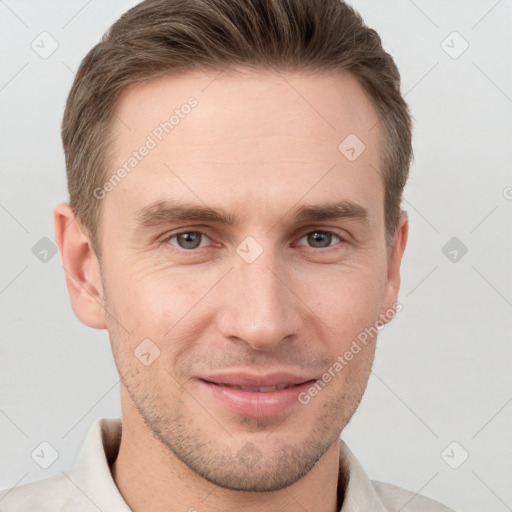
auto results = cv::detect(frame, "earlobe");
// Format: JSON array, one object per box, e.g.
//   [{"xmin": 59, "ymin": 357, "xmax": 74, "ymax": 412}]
[
  {"xmin": 380, "ymin": 212, "xmax": 409, "ymax": 321},
  {"xmin": 53, "ymin": 202, "xmax": 107, "ymax": 329}
]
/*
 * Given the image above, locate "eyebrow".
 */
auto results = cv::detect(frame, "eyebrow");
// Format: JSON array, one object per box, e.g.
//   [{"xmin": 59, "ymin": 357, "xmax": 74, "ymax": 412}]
[{"xmin": 133, "ymin": 199, "xmax": 369, "ymax": 230}]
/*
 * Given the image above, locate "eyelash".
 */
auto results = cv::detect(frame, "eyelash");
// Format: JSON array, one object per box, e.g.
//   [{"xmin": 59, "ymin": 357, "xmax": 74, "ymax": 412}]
[{"xmin": 164, "ymin": 229, "xmax": 345, "ymax": 251}]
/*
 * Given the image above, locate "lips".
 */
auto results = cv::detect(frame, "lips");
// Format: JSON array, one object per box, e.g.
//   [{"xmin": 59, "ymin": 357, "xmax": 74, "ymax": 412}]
[
  {"xmin": 212, "ymin": 383, "xmax": 293, "ymax": 392},
  {"xmin": 197, "ymin": 372, "xmax": 316, "ymax": 418},
  {"xmin": 200, "ymin": 372, "xmax": 312, "ymax": 388}
]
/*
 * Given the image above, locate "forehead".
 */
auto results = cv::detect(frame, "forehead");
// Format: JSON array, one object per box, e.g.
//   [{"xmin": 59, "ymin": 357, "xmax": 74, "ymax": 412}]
[
  {"xmin": 104, "ymin": 69, "xmax": 384, "ymax": 224},
  {"xmin": 113, "ymin": 68, "xmax": 381, "ymax": 151}
]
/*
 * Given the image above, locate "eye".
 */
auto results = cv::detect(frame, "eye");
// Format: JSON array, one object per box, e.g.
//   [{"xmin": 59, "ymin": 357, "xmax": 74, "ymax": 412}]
[
  {"xmin": 164, "ymin": 229, "xmax": 344, "ymax": 252},
  {"xmin": 167, "ymin": 230, "xmax": 211, "ymax": 250},
  {"xmin": 296, "ymin": 230, "xmax": 343, "ymax": 249}
]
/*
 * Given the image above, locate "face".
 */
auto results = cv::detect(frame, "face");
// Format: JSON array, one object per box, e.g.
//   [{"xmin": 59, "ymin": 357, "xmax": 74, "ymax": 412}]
[{"xmin": 91, "ymin": 69, "xmax": 406, "ymax": 491}]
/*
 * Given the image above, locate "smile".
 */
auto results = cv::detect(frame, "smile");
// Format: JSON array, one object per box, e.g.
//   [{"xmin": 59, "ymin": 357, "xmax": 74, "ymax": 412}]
[{"xmin": 197, "ymin": 372, "xmax": 316, "ymax": 418}]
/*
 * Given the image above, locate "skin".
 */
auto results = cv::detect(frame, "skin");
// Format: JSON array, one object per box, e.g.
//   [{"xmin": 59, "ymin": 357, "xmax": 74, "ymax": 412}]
[{"xmin": 54, "ymin": 68, "xmax": 408, "ymax": 512}]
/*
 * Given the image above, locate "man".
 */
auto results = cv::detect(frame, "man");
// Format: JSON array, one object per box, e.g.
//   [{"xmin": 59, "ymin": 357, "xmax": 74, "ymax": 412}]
[{"xmin": 0, "ymin": 0, "xmax": 457, "ymax": 510}]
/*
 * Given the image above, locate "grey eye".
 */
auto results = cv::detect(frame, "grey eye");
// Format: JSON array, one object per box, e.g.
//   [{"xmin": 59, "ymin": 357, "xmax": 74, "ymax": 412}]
[
  {"xmin": 298, "ymin": 231, "xmax": 340, "ymax": 248},
  {"xmin": 169, "ymin": 231, "xmax": 207, "ymax": 250}
]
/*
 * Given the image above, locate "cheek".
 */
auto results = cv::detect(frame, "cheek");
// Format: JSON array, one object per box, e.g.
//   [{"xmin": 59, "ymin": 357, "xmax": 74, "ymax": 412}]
[
  {"xmin": 104, "ymin": 267, "xmax": 215, "ymax": 371},
  {"xmin": 303, "ymin": 264, "xmax": 387, "ymax": 328},
  {"xmin": 104, "ymin": 263, "xmax": 192, "ymax": 328}
]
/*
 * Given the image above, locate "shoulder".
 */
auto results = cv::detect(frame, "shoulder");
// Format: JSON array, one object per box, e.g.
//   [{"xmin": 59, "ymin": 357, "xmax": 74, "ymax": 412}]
[
  {"xmin": 0, "ymin": 417, "xmax": 126, "ymax": 512},
  {"xmin": 0, "ymin": 471, "xmax": 93, "ymax": 511},
  {"xmin": 371, "ymin": 480, "xmax": 458, "ymax": 512}
]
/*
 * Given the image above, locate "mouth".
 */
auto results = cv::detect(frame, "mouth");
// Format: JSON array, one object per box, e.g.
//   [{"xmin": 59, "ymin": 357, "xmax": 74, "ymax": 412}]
[
  {"xmin": 206, "ymin": 382, "xmax": 300, "ymax": 392},
  {"xmin": 197, "ymin": 372, "xmax": 316, "ymax": 418}
]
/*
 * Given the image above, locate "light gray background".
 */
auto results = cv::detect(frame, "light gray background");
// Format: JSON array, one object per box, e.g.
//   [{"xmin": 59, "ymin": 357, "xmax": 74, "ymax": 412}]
[{"xmin": 1, "ymin": 1, "xmax": 511, "ymax": 511}]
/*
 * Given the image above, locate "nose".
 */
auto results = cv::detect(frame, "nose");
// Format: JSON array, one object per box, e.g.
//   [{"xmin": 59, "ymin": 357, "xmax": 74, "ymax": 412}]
[{"xmin": 215, "ymin": 249, "xmax": 304, "ymax": 351}]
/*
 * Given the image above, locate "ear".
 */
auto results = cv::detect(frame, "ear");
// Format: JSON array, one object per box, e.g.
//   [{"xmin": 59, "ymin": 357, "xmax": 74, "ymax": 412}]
[
  {"xmin": 53, "ymin": 202, "xmax": 107, "ymax": 329},
  {"xmin": 379, "ymin": 212, "xmax": 409, "ymax": 322}
]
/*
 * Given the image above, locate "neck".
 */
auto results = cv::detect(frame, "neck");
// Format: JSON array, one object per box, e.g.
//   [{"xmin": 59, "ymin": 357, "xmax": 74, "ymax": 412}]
[{"xmin": 111, "ymin": 399, "xmax": 342, "ymax": 512}]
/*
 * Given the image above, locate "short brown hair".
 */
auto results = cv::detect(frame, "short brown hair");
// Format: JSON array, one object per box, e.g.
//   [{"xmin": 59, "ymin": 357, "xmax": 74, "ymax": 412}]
[{"xmin": 62, "ymin": 0, "xmax": 413, "ymax": 256}]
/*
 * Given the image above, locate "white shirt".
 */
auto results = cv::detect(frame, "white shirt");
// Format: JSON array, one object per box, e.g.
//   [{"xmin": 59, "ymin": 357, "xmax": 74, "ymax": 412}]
[{"xmin": 0, "ymin": 417, "xmax": 456, "ymax": 511}]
